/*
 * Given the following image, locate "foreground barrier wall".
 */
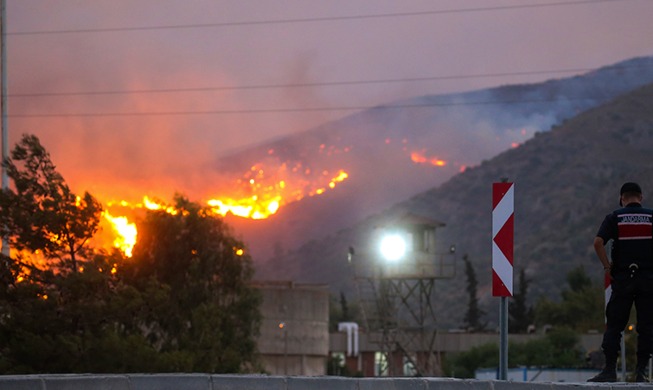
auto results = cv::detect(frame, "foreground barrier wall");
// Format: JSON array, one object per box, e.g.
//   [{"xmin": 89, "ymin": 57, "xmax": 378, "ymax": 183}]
[{"xmin": 0, "ymin": 374, "xmax": 644, "ymax": 390}]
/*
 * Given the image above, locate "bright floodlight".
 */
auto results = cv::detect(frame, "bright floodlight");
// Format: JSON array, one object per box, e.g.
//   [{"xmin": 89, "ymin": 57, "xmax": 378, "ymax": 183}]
[{"xmin": 380, "ymin": 233, "xmax": 407, "ymax": 262}]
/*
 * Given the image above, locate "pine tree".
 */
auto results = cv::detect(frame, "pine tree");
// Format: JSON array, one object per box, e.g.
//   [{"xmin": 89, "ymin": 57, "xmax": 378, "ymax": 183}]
[
  {"xmin": 462, "ymin": 254, "xmax": 486, "ymax": 332},
  {"xmin": 509, "ymin": 268, "xmax": 534, "ymax": 333},
  {"xmin": 340, "ymin": 291, "xmax": 350, "ymax": 321}
]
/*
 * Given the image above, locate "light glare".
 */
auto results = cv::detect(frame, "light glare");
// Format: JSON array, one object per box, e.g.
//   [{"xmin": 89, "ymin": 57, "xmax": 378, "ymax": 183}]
[{"xmin": 380, "ymin": 234, "xmax": 406, "ymax": 262}]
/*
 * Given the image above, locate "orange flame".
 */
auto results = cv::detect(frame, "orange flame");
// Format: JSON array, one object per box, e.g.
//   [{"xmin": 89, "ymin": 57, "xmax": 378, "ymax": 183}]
[
  {"xmin": 207, "ymin": 164, "xmax": 349, "ymax": 219},
  {"xmin": 143, "ymin": 196, "xmax": 179, "ymax": 215},
  {"xmin": 208, "ymin": 196, "xmax": 282, "ymax": 220},
  {"xmin": 94, "ymin": 156, "xmax": 350, "ymax": 256},
  {"xmin": 410, "ymin": 151, "xmax": 447, "ymax": 167},
  {"xmin": 103, "ymin": 211, "xmax": 137, "ymax": 257}
]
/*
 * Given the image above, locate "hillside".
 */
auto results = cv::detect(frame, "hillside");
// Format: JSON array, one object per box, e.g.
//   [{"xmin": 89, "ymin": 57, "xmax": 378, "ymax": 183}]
[
  {"xmin": 282, "ymin": 82, "xmax": 653, "ymax": 328},
  {"xmin": 220, "ymin": 55, "xmax": 653, "ymax": 269}
]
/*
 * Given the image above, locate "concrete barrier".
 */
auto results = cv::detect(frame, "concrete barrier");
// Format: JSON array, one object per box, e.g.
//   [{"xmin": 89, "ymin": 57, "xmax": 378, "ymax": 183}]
[{"xmin": 0, "ymin": 374, "xmax": 643, "ymax": 390}]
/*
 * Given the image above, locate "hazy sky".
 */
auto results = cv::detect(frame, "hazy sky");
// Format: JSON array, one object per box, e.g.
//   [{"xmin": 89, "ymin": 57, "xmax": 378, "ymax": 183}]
[{"xmin": 4, "ymin": 0, "xmax": 653, "ymax": 200}]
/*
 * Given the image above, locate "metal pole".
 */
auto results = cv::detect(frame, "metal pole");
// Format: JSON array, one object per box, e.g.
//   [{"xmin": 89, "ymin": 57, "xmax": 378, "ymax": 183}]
[
  {"xmin": 499, "ymin": 296, "xmax": 508, "ymax": 380},
  {"xmin": 1, "ymin": 0, "xmax": 9, "ymax": 257},
  {"xmin": 282, "ymin": 323, "xmax": 288, "ymax": 375},
  {"xmin": 620, "ymin": 333, "xmax": 626, "ymax": 382},
  {"xmin": 1, "ymin": 0, "xmax": 6, "ymax": 186}
]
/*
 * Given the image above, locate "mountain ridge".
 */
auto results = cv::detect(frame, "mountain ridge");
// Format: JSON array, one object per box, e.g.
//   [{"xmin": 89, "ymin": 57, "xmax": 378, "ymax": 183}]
[
  {"xmin": 281, "ymin": 81, "xmax": 653, "ymax": 327},
  {"xmin": 222, "ymin": 55, "xmax": 653, "ymax": 295}
]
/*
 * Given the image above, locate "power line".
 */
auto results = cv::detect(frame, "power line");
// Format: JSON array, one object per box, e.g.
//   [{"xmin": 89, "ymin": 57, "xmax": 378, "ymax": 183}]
[
  {"xmin": 8, "ymin": 0, "xmax": 631, "ymax": 36},
  {"xmin": 8, "ymin": 63, "xmax": 652, "ymax": 98},
  {"xmin": 7, "ymin": 68, "xmax": 587, "ymax": 98},
  {"xmin": 7, "ymin": 95, "xmax": 618, "ymax": 119}
]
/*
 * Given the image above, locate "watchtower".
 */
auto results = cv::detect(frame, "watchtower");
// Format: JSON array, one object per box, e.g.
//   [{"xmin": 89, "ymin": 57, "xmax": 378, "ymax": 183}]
[{"xmin": 350, "ymin": 213, "xmax": 456, "ymax": 376}]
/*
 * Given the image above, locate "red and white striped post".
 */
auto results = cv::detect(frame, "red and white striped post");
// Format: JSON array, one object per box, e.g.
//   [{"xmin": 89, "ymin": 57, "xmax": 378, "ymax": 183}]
[
  {"xmin": 492, "ymin": 182, "xmax": 514, "ymax": 297},
  {"xmin": 492, "ymin": 181, "xmax": 514, "ymax": 380}
]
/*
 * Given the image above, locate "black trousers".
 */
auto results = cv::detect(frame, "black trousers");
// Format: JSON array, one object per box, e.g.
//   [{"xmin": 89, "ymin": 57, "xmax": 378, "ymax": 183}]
[{"xmin": 602, "ymin": 270, "xmax": 653, "ymax": 366}]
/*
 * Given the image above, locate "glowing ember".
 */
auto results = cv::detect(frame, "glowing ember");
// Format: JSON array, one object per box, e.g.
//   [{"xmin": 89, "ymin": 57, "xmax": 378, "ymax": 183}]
[
  {"xmin": 410, "ymin": 151, "xmax": 447, "ymax": 167},
  {"xmin": 331, "ymin": 170, "xmax": 349, "ymax": 184},
  {"xmin": 308, "ymin": 170, "xmax": 348, "ymax": 196},
  {"xmin": 103, "ymin": 211, "xmax": 137, "ymax": 257}
]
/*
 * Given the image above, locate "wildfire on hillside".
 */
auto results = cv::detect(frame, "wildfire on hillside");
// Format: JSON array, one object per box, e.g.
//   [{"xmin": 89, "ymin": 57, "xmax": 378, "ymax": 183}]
[
  {"xmin": 7, "ymin": 156, "xmax": 350, "ymax": 276},
  {"xmin": 99, "ymin": 162, "xmax": 350, "ymax": 257}
]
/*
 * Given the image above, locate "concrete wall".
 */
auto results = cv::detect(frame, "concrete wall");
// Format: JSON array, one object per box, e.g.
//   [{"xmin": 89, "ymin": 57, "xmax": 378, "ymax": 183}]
[
  {"xmin": 0, "ymin": 374, "xmax": 646, "ymax": 390},
  {"xmin": 255, "ymin": 282, "xmax": 330, "ymax": 376}
]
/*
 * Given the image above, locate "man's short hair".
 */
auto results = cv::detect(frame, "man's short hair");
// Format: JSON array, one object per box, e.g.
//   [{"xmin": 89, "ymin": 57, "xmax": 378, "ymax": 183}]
[{"xmin": 620, "ymin": 182, "xmax": 642, "ymax": 196}]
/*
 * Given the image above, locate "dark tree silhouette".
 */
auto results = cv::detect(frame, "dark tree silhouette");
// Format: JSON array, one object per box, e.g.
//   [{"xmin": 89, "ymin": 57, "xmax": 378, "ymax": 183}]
[
  {"xmin": 0, "ymin": 134, "xmax": 102, "ymax": 272},
  {"xmin": 509, "ymin": 268, "xmax": 534, "ymax": 333},
  {"xmin": 462, "ymin": 254, "xmax": 486, "ymax": 332}
]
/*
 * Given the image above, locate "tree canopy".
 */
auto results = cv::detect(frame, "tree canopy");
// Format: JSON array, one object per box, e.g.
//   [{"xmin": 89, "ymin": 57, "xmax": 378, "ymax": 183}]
[
  {"xmin": 444, "ymin": 328, "xmax": 584, "ymax": 378},
  {"xmin": 0, "ymin": 134, "xmax": 102, "ymax": 272},
  {"xmin": 533, "ymin": 265, "xmax": 604, "ymax": 332},
  {"xmin": 124, "ymin": 196, "xmax": 262, "ymax": 372},
  {"xmin": 445, "ymin": 266, "xmax": 605, "ymax": 378},
  {"xmin": 0, "ymin": 134, "xmax": 261, "ymax": 373}
]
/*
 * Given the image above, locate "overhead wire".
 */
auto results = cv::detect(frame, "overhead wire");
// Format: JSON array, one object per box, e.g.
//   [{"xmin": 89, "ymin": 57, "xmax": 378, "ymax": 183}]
[
  {"xmin": 6, "ymin": 60, "xmax": 653, "ymax": 118},
  {"xmin": 6, "ymin": 65, "xmax": 641, "ymax": 98},
  {"xmin": 5, "ymin": 0, "xmax": 647, "ymax": 118},
  {"xmin": 7, "ymin": 0, "xmax": 633, "ymax": 36},
  {"xmin": 7, "ymin": 94, "xmax": 633, "ymax": 119}
]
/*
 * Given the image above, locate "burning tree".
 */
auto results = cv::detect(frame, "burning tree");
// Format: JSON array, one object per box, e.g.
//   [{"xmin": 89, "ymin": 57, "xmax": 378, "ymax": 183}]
[
  {"xmin": 0, "ymin": 135, "xmax": 261, "ymax": 373},
  {"xmin": 0, "ymin": 134, "xmax": 102, "ymax": 272},
  {"xmin": 122, "ymin": 195, "xmax": 262, "ymax": 372}
]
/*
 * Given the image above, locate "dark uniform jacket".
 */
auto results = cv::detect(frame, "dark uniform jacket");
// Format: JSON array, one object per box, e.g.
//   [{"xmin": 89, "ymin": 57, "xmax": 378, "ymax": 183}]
[{"xmin": 596, "ymin": 202, "xmax": 653, "ymax": 273}]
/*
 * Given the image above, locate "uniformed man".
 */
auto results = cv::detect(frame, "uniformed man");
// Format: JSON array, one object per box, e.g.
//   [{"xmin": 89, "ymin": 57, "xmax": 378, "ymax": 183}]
[{"xmin": 588, "ymin": 182, "xmax": 653, "ymax": 383}]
